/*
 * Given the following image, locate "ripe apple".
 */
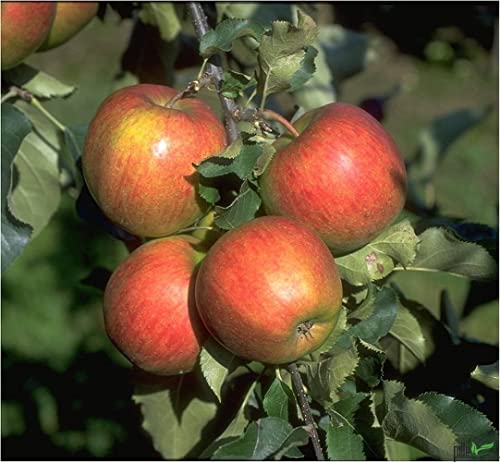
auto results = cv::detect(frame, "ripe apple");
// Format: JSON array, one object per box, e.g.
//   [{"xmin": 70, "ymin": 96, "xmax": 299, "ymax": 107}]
[
  {"xmin": 1, "ymin": 2, "xmax": 56, "ymax": 69},
  {"xmin": 38, "ymin": 2, "xmax": 98, "ymax": 51},
  {"xmin": 82, "ymin": 84, "xmax": 227, "ymax": 237},
  {"xmin": 260, "ymin": 103, "xmax": 407, "ymax": 254},
  {"xmin": 195, "ymin": 216, "xmax": 343, "ymax": 364},
  {"xmin": 104, "ymin": 235, "xmax": 207, "ymax": 375}
]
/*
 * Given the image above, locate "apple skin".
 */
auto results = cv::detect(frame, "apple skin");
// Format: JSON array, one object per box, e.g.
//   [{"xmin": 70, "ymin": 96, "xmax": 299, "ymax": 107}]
[
  {"xmin": 1, "ymin": 2, "xmax": 56, "ymax": 69},
  {"xmin": 260, "ymin": 103, "xmax": 407, "ymax": 254},
  {"xmin": 104, "ymin": 235, "xmax": 207, "ymax": 375},
  {"xmin": 82, "ymin": 84, "xmax": 227, "ymax": 237},
  {"xmin": 38, "ymin": 2, "xmax": 98, "ymax": 51},
  {"xmin": 195, "ymin": 216, "xmax": 343, "ymax": 364}
]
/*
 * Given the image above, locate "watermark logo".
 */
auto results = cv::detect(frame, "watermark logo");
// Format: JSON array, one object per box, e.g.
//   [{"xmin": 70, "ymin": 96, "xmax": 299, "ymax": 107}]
[
  {"xmin": 454, "ymin": 440, "xmax": 497, "ymax": 461},
  {"xmin": 471, "ymin": 441, "xmax": 495, "ymax": 456}
]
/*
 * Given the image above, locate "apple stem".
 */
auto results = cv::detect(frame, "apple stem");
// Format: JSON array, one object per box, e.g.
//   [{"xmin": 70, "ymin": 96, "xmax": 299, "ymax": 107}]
[
  {"xmin": 165, "ymin": 80, "xmax": 201, "ymax": 108},
  {"xmin": 187, "ymin": 2, "xmax": 239, "ymax": 143},
  {"xmin": 288, "ymin": 363, "xmax": 325, "ymax": 460},
  {"xmin": 259, "ymin": 109, "xmax": 300, "ymax": 138}
]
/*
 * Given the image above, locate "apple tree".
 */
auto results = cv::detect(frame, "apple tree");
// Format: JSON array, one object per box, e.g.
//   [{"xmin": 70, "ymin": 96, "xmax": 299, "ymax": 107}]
[{"xmin": 2, "ymin": 2, "xmax": 498, "ymax": 460}]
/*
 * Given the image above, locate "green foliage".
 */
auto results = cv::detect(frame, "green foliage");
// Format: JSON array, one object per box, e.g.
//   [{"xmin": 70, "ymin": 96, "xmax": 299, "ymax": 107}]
[
  {"xmin": 200, "ymin": 19, "xmax": 265, "ymax": 58},
  {"xmin": 409, "ymin": 227, "xmax": 498, "ymax": 281},
  {"xmin": 471, "ymin": 362, "xmax": 499, "ymax": 390},
  {"xmin": 3, "ymin": 64, "xmax": 75, "ymax": 99},
  {"xmin": 221, "ymin": 70, "xmax": 256, "ymax": 99},
  {"xmin": 212, "ymin": 417, "xmax": 308, "ymax": 460},
  {"xmin": 256, "ymin": 10, "xmax": 318, "ymax": 103},
  {"xmin": 214, "ymin": 181, "xmax": 261, "ymax": 230},
  {"xmin": 418, "ymin": 392, "xmax": 498, "ymax": 452},
  {"xmin": 1, "ymin": 103, "xmax": 32, "ymax": 271},
  {"xmin": 381, "ymin": 381, "xmax": 457, "ymax": 460},
  {"xmin": 327, "ymin": 425, "xmax": 366, "ymax": 461},
  {"xmin": 199, "ymin": 338, "xmax": 239, "ymax": 402},
  {"xmin": 263, "ymin": 378, "xmax": 295, "ymax": 421},
  {"xmin": 133, "ymin": 373, "xmax": 218, "ymax": 459},
  {"xmin": 382, "ymin": 304, "xmax": 427, "ymax": 373},
  {"xmin": 336, "ymin": 220, "xmax": 419, "ymax": 286}
]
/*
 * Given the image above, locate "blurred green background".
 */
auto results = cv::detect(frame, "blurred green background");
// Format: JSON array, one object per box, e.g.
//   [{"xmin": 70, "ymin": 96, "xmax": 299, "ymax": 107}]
[{"xmin": 2, "ymin": 3, "xmax": 498, "ymax": 459}]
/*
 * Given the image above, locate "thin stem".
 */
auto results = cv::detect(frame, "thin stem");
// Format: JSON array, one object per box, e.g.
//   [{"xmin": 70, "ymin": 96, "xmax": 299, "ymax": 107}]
[
  {"xmin": 259, "ymin": 73, "xmax": 270, "ymax": 111},
  {"xmin": 30, "ymin": 97, "xmax": 67, "ymax": 132},
  {"xmin": 165, "ymin": 80, "xmax": 201, "ymax": 108},
  {"xmin": 187, "ymin": 2, "xmax": 239, "ymax": 143},
  {"xmin": 259, "ymin": 109, "xmax": 300, "ymax": 138},
  {"xmin": 196, "ymin": 57, "xmax": 209, "ymax": 81},
  {"xmin": 244, "ymin": 88, "xmax": 257, "ymax": 109},
  {"xmin": 1, "ymin": 89, "xmax": 17, "ymax": 104},
  {"xmin": 288, "ymin": 363, "xmax": 325, "ymax": 460}
]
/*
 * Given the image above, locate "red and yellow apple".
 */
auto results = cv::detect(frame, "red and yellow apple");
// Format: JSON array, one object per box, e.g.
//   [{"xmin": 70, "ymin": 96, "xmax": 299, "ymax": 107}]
[
  {"xmin": 104, "ymin": 236, "xmax": 207, "ymax": 375},
  {"xmin": 38, "ymin": 2, "xmax": 98, "ymax": 51},
  {"xmin": 82, "ymin": 84, "xmax": 227, "ymax": 237},
  {"xmin": 1, "ymin": 2, "xmax": 56, "ymax": 69},
  {"xmin": 260, "ymin": 103, "xmax": 407, "ymax": 254},
  {"xmin": 195, "ymin": 216, "xmax": 343, "ymax": 364}
]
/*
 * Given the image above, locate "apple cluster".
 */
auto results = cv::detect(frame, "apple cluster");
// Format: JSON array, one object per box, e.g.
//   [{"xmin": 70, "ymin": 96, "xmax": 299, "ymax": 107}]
[
  {"xmin": 1, "ymin": 2, "xmax": 98, "ymax": 70},
  {"xmin": 81, "ymin": 83, "xmax": 407, "ymax": 375}
]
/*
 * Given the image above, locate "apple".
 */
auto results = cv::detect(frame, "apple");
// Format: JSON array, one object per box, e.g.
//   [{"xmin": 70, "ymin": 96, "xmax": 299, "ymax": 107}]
[
  {"xmin": 82, "ymin": 84, "xmax": 227, "ymax": 237},
  {"xmin": 38, "ymin": 2, "xmax": 98, "ymax": 51},
  {"xmin": 195, "ymin": 216, "xmax": 343, "ymax": 364},
  {"xmin": 1, "ymin": 2, "xmax": 56, "ymax": 69},
  {"xmin": 260, "ymin": 103, "xmax": 407, "ymax": 254},
  {"xmin": 104, "ymin": 235, "xmax": 207, "ymax": 375}
]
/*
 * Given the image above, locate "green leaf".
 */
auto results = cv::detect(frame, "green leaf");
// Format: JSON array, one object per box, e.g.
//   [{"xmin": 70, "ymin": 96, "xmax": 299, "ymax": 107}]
[
  {"xmin": 3, "ymin": 64, "xmax": 75, "ymax": 99},
  {"xmin": 460, "ymin": 300, "xmax": 499, "ymax": 345},
  {"xmin": 336, "ymin": 220, "xmax": 419, "ymax": 286},
  {"xmin": 221, "ymin": 70, "xmax": 256, "ymax": 99},
  {"xmin": 200, "ymin": 379, "xmax": 258, "ymax": 458},
  {"xmin": 418, "ymin": 392, "xmax": 498, "ymax": 451},
  {"xmin": 327, "ymin": 425, "xmax": 366, "ymax": 461},
  {"xmin": 471, "ymin": 361, "xmax": 499, "ymax": 390},
  {"xmin": 1, "ymin": 103, "xmax": 32, "ymax": 272},
  {"xmin": 200, "ymin": 18, "xmax": 265, "ymax": 58},
  {"xmin": 9, "ymin": 101, "xmax": 63, "ymax": 237},
  {"xmin": 212, "ymin": 417, "xmax": 307, "ymax": 460},
  {"xmin": 215, "ymin": 181, "xmax": 261, "ymax": 230},
  {"xmin": 355, "ymin": 346, "xmax": 385, "ymax": 388},
  {"xmin": 293, "ymin": 40, "xmax": 336, "ymax": 111},
  {"xmin": 383, "ymin": 304, "xmax": 426, "ymax": 373},
  {"xmin": 199, "ymin": 338, "xmax": 238, "ymax": 402},
  {"xmin": 381, "ymin": 381, "xmax": 456, "ymax": 460},
  {"xmin": 273, "ymin": 426, "xmax": 309, "ymax": 460},
  {"xmin": 61, "ymin": 128, "xmax": 85, "ymax": 189},
  {"xmin": 338, "ymin": 287, "xmax": 398, "ymax": 349},
  {"xmin": 306, "ymin": 338, "xmax": 359, "ymax": 405},
  {"xmin": 383, "ymin": 438, "xmax": 427, "ymax": 461},
  {"xmin": 196, "ymin": 139, "xmax": 263, "ymax": 180},
  {"xmin": 139, "ymin": 2, "xmax": 181, "ymax": 41},
  {"xmin": 197, "ymin": 180, "xmax": 221, "ymax": 205},
  {"xmin": 133, "ymin": 373, "xmax": 218, "ymax": 459},
  {"xmin": 316, "ymin": 306, "xmax": 348, "ymax": 355},
  {"xmin": 263, "ymin": 378, "xmax": 295, "ymax": 421},
  {"xmin": 252, "ymin": 144, "xmax": 276, "ymax": 177},
  {"xmin": 405, "ymin": 227, "xmax": 498, "ymax": 281},
  {"xmin": 331, "ymin": 392, "xmax": 368, "ymax": 426},
  {"xmin": 257, "ymin": 10, "xmax": 318, "ymax": 100}
]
